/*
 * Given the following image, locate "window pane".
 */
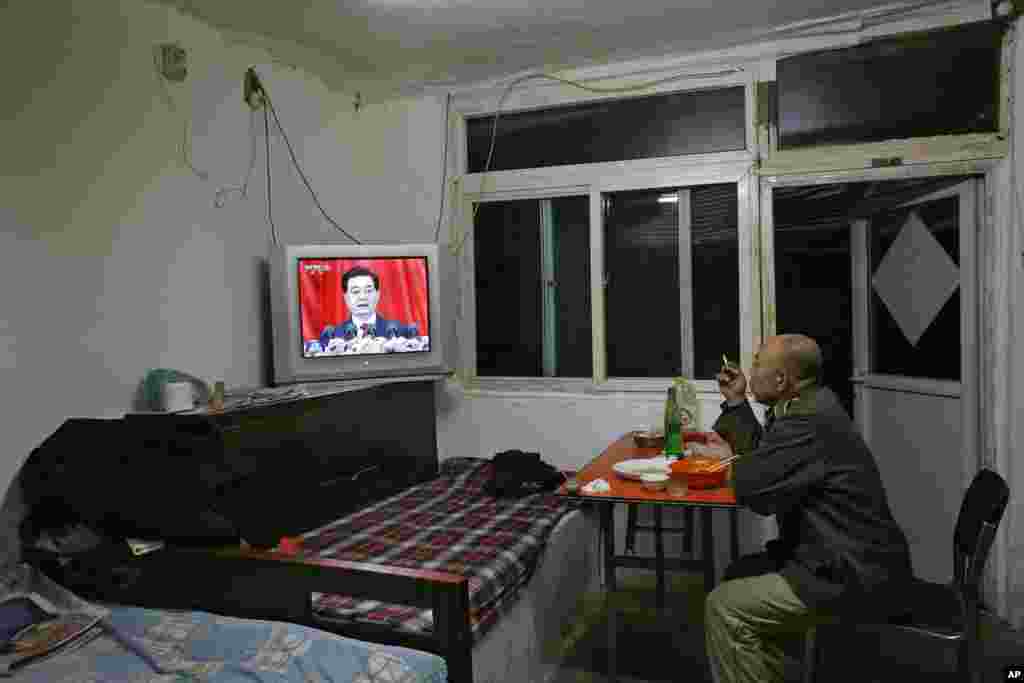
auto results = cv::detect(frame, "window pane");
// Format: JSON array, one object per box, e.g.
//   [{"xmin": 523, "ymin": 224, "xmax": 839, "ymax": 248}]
[
  {"xmin": 603, "ymin": 184, "xmax": 739, "ymax": 380},
  {"xmin": 474, "ymin": 197, "xmax": 592, "ymax": 377},
  {"xmin": 777, "ymin": 21, "xmax": 1003, "ymax": 149},
  {"xmin": 467, "ymin": 87, "xmax": 746, "ymax": 173},
  {"xmin": 869, "ymin": 195, "xmax": 960, "ymax": 381},
  {"xmin": 773, "ymin": 183, "xmax": 856, "ymax": 417},
  {"xmin": 551, "ymin": 197, "xmax": 594, "ymax": 377},
  {"xmin": 690, "ymin": 184, "xmax": 740, "ymax": 380},
  {"xmin": 604, "ymin": 189, "xmax": 681, "ymax": 377},
  {"xmin": 475, "ymin": 201, "xmax": 542, "ymax": 376},
  {"xmin": 771, "ymin": 178, "xmax": 968, "ymax": 419}
]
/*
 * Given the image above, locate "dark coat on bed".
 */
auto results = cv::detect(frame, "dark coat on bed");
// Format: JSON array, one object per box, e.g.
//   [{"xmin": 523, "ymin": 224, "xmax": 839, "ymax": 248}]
[{"xmin": 484, "ymin": 450, "xmax": 563, "ymax": 498}]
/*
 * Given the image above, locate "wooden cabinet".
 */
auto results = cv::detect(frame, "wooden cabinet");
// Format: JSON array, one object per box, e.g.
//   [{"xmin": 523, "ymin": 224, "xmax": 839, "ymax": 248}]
[{"xmin": 124, "ymin": 378, "xmax": 440, "ymax": 547}]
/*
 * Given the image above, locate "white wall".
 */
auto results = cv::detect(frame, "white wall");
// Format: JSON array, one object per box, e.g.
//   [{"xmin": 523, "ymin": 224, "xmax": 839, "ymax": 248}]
[
  {"xmin": 1004, "ymin": 16, "xmax": 1024, "ymax": 629},
  {"xmin": 0, "ymin": 0, "xmax": 446, "ymax": 558}
]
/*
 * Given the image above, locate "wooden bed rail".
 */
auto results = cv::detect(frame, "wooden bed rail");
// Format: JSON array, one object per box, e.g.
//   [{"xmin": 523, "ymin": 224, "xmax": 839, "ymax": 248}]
[{"xmin": 169, "ymin": 546, "xmax": 475, "ymax": 682}]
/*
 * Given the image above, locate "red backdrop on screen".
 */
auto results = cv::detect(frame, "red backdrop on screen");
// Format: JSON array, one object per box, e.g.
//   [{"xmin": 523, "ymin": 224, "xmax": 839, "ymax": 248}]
[{"xmin": 297, "ymin": 257, "xmax": 429, "ymax": 343}]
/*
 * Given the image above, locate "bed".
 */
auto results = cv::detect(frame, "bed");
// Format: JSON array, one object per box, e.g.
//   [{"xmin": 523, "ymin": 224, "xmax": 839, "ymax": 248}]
[
  {"xmin": 17, "ymin": 605, "xmax": 451, "ymax": 683},
  {"xmin": 300, "ymin": 456, "xmax": 598, "ymax": 683},
  {"xmin": 23, "ymin": 459, "xmax": 595, "ymax": 683},
  {"xmin": 18, "ymin": 382, "xmax": 598, "ymax": 683},
  {"xmin": 2, "ymin": 565, "xmax": 449, "ymax": 683}
]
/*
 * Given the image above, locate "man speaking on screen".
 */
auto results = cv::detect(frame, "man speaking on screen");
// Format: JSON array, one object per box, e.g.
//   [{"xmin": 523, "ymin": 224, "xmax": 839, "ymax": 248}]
[{"xmin": 318, "ymin": 266, "xmax": 419, "ymax": 352}]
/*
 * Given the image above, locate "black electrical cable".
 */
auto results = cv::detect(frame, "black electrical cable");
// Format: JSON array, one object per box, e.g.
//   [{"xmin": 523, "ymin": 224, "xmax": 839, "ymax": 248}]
[
  {"xmin": 264, "ymin": 107, "xmax": 278, "ymax": 246},
  {"xmin": 263, "ymin": 92, "xmax": 362, "ymax": 244},
  {"xmin": 433, "ymin": 92, "xmax": 451, "ymax": 245}
]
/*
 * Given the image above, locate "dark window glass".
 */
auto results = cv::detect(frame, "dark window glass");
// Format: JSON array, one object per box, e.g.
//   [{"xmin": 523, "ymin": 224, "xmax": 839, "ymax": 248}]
[
  {"xmin": 467, "ymin": 87, "xmax": 746, "ymax": 173},
  {"xmin": 551, "ymin": 198, "xmax": 594, "ymax": 378},
  {"xmin": 772, "ymin": 179, "xmax": 969, "ymax": 416},
  {"xmin": 869, "ymin": 195, "xmax": 960, "ymax": 381},
  {"xmin": 604, "ymin": 184, "xmax": 739, "ymax": 379},
  {"xmin": 604, "ymin": 189, "xmax": 681, "ymax": 378},
  {"xmin": 474, "ymin": 197, "xmax": 592, "ymax": 377},
  {"xmin": 773, "ymin": 184, "xmax": 855, "ymax": 417},
  {"xmin": 777, "ymin": 21, "xmax": 1003, "ymax": 148},
  {"xmin": 691, "ymin": 184, "xmax": 740, "ymax": 380}
]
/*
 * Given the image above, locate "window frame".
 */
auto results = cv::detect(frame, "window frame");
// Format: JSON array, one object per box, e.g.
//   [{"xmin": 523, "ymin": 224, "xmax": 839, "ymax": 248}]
[
  {"xmin": 458, "ymin": 149, "xmax": 759, "ymax": 396},
  {"xmin": 446, "ymin": 2, "xmax": 1007, "ymax": 399}
]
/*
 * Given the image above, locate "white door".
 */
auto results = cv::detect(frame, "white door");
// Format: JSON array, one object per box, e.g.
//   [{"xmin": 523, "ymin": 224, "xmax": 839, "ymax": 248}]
[{"xmin": 849, "ymin": 179, "xmax": 981, "ymax": 584}]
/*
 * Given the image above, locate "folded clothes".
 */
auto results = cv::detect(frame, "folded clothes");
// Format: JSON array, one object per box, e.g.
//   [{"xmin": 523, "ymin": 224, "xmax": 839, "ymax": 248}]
[{"xmin": 581, "ymin": 479, "xmax": 610, "ymax": 495}]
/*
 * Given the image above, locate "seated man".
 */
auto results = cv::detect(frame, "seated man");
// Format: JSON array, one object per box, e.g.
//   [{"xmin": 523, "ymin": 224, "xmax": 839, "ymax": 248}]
[
  {"xmin": 318, "ymin": 266, "xmax": 418, "ymax": 349},
  {"xmin": 705, "ymin": 334, "xmax": 913, "ymax": 683}
]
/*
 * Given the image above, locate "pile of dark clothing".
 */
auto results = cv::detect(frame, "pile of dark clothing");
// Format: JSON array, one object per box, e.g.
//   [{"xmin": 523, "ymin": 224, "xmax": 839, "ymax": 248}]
[{"xmin": 484, "ymin": 450, "xmax": 565, "ymax": 498}]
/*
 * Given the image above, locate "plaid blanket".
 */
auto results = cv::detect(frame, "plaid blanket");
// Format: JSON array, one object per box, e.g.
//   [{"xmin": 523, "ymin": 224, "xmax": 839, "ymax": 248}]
[{"xmin": 301, "ymin": 456, "xmax": 577, "ymax": 641}]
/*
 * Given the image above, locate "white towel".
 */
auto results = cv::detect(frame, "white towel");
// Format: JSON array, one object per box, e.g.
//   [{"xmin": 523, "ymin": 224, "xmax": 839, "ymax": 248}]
[{"xmin": 581, "ymin": 478, "xmax": 611, "ymax": 494}]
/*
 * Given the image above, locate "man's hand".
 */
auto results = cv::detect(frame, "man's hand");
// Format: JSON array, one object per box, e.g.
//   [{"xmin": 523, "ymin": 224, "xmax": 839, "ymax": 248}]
[{"xmin": 716, "ymin": 361, "xmax": 747, "ymax": 403}]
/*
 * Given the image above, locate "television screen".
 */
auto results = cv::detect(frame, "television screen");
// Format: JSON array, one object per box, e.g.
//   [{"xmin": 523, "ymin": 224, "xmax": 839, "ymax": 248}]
[
  {"xmin": 270, "ymin": 243, "xmax": 445, "ymax": 385},
  {"xmin": 298, "ymin": 257, "xmax": 430, "ymax": 357}
]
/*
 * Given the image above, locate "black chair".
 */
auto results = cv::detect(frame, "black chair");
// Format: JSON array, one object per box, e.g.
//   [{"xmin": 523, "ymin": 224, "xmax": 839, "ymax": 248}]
[{"xmin": 803, "ymin": 468, "xmax": 1010, "ymax": 683}]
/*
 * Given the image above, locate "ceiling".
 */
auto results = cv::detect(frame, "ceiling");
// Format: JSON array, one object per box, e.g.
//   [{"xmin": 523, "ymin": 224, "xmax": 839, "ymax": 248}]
[{"xmin": 157, "ymin": 0, "xmax": 939, "ymax": 102}]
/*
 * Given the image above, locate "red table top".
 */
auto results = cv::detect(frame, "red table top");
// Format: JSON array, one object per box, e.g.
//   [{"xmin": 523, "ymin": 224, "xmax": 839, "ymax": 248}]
[{"xmin": 557, "ymin": 433, "xmax": 738, "ymax": 507}]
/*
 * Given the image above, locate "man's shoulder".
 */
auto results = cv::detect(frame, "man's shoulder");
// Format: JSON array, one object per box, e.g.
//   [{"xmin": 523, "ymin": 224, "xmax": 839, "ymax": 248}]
[{"xmin": 786, "ymin": 386, "xmax": 846, "ymax": 420}]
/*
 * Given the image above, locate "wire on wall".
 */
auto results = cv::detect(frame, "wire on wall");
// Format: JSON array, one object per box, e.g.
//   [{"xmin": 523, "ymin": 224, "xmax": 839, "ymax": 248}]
[
  {"xmin": 152, "ymin": 46, "xmax": 209, "ymax": 182},
  {"xmin": 214, "ymin": 110, "xmax": 260, "ymax": 208},
  {"xmin": 434, "ymin": 92, "xmax": 452, "ymax": 245},
  {"xmin": 264, "ymin": 106, "xmax": 278, "ymax": 246},
  {"xmin": 244, "ymin": 68, "xmax": 362, "ymax": 244},
  {"xmin": 446, "ymin": 65, "xmax": 746, "ymax": 257},
  {"xmin": 259, "ymin": 77, "xmax": 362, "ymax": 243}
]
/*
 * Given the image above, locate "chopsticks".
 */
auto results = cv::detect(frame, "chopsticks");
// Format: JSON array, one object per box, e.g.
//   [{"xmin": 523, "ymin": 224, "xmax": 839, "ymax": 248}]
[{"xmin": 710, "ymin": 452, "xmax": 744, "ymax": 471}]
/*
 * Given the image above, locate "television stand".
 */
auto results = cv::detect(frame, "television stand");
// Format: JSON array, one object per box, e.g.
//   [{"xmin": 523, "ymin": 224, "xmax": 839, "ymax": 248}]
[{"xmin": 151, "ymin": 371, "xmax": 453, "ymax": 417}]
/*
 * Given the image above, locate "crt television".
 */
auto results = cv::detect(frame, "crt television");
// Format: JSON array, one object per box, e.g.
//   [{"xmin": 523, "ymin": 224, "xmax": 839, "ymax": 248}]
[{"xmin": 269, "ymin": 243, "xmax": 445, "ymax": 385}]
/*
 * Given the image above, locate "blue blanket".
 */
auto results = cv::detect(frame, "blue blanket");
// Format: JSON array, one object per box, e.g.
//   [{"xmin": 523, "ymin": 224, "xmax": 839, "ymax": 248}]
[{"xmin": 13, "ymin": 604, "xmax": 448, "ymax": 682}]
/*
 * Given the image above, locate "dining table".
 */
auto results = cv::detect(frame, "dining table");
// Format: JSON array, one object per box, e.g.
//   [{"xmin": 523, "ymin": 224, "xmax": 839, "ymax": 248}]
[{"xmin": 557, "ymin": 432, "xmax": 741, "ymax": 606}]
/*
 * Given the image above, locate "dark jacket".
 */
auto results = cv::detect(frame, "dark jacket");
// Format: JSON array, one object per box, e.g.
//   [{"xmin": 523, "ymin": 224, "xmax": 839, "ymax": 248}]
[{"xmin": 713, "ymin": 385, "xmax": 913, "ymax": 615}]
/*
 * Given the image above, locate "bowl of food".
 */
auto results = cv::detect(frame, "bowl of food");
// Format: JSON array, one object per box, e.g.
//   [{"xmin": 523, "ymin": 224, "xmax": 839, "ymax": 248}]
[
  {"xmin": 640, "ymin": 472, "xmax": 669, "ymax": 491},
  {"xmin": 632, "ymin": 430, "xmax": 666, "ymax": 450},
  {"xmin": 670, "ymin": 455, "xmax": 728, "ymax": 490}
]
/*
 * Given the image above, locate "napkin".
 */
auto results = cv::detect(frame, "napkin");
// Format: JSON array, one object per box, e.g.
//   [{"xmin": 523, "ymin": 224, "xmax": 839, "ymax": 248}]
[{"xmin": 581, "ymin": 478, "xmax": 611, "ymax": 494}]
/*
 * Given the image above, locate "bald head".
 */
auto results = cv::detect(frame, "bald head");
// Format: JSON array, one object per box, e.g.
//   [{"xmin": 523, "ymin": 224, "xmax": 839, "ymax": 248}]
[
  {"xmin": 748, "ymin": 334, "xmax": 823, "ymax": 404},
  {"xmin": 776, "ymin": 334, "xmax": 823, "ymax": 386}
]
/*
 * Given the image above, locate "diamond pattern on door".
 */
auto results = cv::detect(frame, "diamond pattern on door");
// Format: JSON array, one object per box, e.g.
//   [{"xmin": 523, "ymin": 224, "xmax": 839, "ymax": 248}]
[{"xmin": 871, "ymin": 210, "xmax": 960, "ymax": 347}]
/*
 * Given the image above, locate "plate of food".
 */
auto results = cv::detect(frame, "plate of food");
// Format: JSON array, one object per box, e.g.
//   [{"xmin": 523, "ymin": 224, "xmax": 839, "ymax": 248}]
[{"xmin": 612, "ymin": 457, "xmax": 674, "ymax": 481}]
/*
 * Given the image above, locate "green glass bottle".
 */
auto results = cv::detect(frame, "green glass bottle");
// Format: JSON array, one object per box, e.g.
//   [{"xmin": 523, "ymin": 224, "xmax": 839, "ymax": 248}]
[{"xmin": 664, "ymin": 386, "xmax": 682, "ymax": 455}]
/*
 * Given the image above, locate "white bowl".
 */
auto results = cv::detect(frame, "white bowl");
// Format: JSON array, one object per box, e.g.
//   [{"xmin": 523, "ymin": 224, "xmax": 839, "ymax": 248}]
[
  {"xmin": 640, "ymin": 472, "xmax": 669, "ymax": 491},
  {"xmin": 613, "ymin": 457, "xmax": 673, "ymax": 480}
]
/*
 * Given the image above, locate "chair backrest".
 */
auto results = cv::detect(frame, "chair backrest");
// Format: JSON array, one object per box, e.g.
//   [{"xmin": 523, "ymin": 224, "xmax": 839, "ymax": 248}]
[{"xmin": 952, "ymin": 468, "xmax": 1009, "ymax": 596}]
